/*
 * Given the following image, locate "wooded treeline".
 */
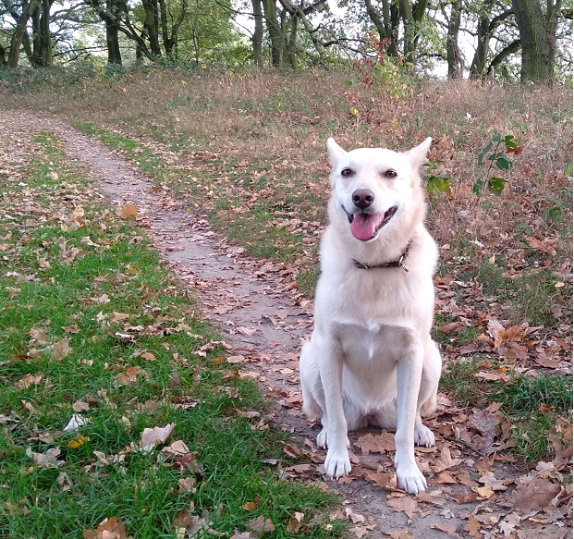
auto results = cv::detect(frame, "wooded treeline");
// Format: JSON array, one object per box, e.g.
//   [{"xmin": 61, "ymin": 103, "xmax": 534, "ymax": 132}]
[{"xmin": 0, "ymin": 0, "xmax": 572, "ymax": 82}]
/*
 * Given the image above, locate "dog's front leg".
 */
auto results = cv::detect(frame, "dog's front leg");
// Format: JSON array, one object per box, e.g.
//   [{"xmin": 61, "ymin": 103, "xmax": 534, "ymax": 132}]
[
  {"xmin": 318, "ymin": 336, "xmax": 351, "ymax": 479},
  {"xmin": 395, "ymin": 345, "xmax": 427, "ymax": 495}
]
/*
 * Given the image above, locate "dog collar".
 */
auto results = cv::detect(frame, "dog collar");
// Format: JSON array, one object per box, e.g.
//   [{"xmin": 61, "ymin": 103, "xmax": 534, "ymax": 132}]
[{"xmin": 352, "ymin": 241, "xmax": 412, "ymax": 272}]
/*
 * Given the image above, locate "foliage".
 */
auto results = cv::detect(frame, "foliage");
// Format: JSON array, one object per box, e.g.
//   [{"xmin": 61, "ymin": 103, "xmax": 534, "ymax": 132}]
[
  {"xmin": 473, "ymin": 134, "xmax": 522, "ymax": 197},
  {"xmin": 352, "ymin": 33, "xmax": 413, "ymax": 99}
]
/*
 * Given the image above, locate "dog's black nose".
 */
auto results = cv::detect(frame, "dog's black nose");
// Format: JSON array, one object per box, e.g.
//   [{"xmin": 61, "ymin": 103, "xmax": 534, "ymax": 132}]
[{"xmin": 352, "ymin": 189, "xmax": 375, "ymax": 209}]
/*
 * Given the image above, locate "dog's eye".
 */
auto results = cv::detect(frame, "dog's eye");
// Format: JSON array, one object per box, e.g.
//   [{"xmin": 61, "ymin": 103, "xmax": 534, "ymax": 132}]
[
  {"xmin": 384, "ymin": 169, "xmax": 398, "ymax": 178},
  {"xmin": 341, "ymin": 168, "xmax": 354, "ymax": 177}
]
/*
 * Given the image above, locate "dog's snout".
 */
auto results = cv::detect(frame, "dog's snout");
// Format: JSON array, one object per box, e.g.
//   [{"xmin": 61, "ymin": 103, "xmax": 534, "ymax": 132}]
[{"xmin": 352, "ymin": 189, "xmax": 375, "ymax": 209}]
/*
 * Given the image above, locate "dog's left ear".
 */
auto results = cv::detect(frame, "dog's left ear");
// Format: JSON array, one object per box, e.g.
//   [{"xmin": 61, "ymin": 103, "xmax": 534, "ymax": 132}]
[{"xmin": 405, "ymin": 137, "xmax": 433, "ymax": 169}]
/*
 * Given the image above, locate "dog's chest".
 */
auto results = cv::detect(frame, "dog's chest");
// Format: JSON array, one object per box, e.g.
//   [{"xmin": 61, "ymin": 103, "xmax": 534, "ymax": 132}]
[{"xmin": 339, "ymin": 322, "xmax": 412, "ymax": 364}]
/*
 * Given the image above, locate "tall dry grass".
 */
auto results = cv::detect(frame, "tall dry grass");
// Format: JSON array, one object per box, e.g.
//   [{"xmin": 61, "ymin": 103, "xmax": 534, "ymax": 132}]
[{"xmin": 3, "ymin": 68, "xmax": 572, "ymax": 256}]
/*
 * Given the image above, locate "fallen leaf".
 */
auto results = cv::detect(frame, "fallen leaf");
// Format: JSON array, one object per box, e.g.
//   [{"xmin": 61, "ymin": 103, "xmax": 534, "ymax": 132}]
[
  {"xmin": 386, "ymin": 496, "xmax": 418, "ymax": 518},
  {"xmin": 351, "ymin": 526, "xmax": 372, "ymax": 537},
  {"xmin": 26, "ymin": 447, "xmax": 64, "ymax": 468},
  {"xmin": 385, "ymin": 530, "xmax": 414, "ymax": 539},
  {"xmin": 512, "ymin": 474, "xmax": 562, "ymax": 513},
  {"xmin": 178, "ymin": 477, "xmax": 196, "ymax": 493},
  {"xmin": 464, "ymin": 516, "xmax": 482, "ymax": 539},
  {"xmin": 120, "ymin": 204, "xmax": 138, "ymax": 219},
  {"xmin": 237, "ymin": 326, "xmax": 257, "ymax": 336},
  {"xmin": 73, "ymin": 400, "xmax": 90, "ymax": 412},
  {"xmin": 354, "ymin": 431, "xmax": 395, "ymax": 455},
  {"xmin": 67, "ymin": 434, "xmax": 90, "ymax": 448},
  {"xmin": 451, "ymin": 490, "xmax": 478, "ymax": 504},
  {"xmin": 431, "ymin": 523, "xmax": 457, "ymax": 537},
  {"xmin": 15, "ymin": 373, "xmax": 43, "ymax": 390},
  {"xmin": 246, "ymin": 515, "xmax": 275, "ymax": 534},
  {"xmin": 140, "ymin": 423, "xmax": 175, "ymax": 453},
  {"xmin": 95, "ymin": 516, "xmax": 127, "ymax": 539}
]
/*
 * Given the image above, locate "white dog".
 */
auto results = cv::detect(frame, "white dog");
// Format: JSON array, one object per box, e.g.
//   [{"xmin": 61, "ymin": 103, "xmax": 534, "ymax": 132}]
[{"xmin": 300, "ymin": 137, "xmax": 442, "ymax": 495}]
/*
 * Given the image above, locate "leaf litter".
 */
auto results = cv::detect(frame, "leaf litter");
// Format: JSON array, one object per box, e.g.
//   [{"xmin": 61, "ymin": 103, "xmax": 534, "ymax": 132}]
[{"xmin": 1, "ymin": 110, "xmax": 570, "ymax": 539}]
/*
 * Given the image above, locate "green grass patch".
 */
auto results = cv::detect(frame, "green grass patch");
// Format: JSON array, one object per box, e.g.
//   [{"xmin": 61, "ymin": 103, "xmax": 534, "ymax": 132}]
[
  {"xmin": 490, "ymin": 374, "xmax": 573, "ymax": 463},
  {"xmin": 0, "ymin": 132, "xmax": 340, "ymax": 538},
  {"xmin": 72, "ymin": 122, "xmax": 323, "ymax": 296}
]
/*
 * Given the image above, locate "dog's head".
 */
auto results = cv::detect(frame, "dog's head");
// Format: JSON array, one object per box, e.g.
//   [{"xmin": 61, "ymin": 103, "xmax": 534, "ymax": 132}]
[{"xmin": 326, "ymin": 137, "xmax": 432, "ymax": 243}]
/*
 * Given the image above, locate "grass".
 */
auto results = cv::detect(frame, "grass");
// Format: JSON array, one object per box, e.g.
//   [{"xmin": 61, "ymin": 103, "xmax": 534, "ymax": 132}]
[
  {"xmin": 440, "ymin": 358, "xmax": 573, "ymax": 464},
  {"xmin": 0, "ymin": 132, "xmax": 341, "ymax": 538},
  {"xmin": 1, "ymin": 67, "xmax": 572, "ymax": 469}
]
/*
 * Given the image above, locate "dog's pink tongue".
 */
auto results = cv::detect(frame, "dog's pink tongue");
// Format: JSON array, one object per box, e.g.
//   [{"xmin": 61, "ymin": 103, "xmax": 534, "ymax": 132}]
[{"xmin": 350, "ymin": 213, "xmax": 379, "ymax": 241}]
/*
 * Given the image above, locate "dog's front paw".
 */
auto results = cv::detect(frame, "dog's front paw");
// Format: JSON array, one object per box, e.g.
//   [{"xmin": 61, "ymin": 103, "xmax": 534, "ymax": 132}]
[
  {"xmin": 414, "ymin": 424, "xmax": 435, "ymax": 448},
  {"xmin": 324, "ymin": 448, "xmax": 351, "ymax": 479},
  {"xmin": 396, "ymin": 462, "xmax": 427, "ymax": 495}
]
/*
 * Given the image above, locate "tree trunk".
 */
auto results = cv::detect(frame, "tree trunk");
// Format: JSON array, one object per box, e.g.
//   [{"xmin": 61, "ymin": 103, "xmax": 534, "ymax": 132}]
[
  {"xmin": 511, "ymin": 0, "xmax": 550, "ymax": 82},
  {"xmin": 446, "ymin": 0, "xmax": 462, "ymax": 77},
  {"xmin": 286, "ymin": 13, "xmax": 298, "ymax": 68},
  {"xmin": 30, "ymin": 7, "xmax": 42, "ymax": 66},
  {"xmin": 398, "ymin": 0, "xmax": 415, "ymax": 58},
  {"xmin": 158, "ymin": 0, "xmax": 171, "ymax": 56},
  {"xmin": 142, "ymin": 0, "xmax": 162, "ymax": 57},
  {"xmin": 39, "ymin": 0, "xmax": 52, "ymax": 67},
  {"xmin": 8, "ymin": 0, "xmax": 41, "ymax": 68},
  {"xmin": 546, "ymin": 0, "xmax": 562, "ymax": 83},
  {"xmin": 251, "ymin": 0, "xmax": 264, "ymax": 65},
  {"xmin": 102, "ymin": 0, "xmax": 122, "ymax": 64},
  {"xmin": 0, "ymin": 43, "xmax": 6, "ymax": 66},
  {"xmin": 262, "ymin": 0, "xmax": 282, "ymax": 67}
]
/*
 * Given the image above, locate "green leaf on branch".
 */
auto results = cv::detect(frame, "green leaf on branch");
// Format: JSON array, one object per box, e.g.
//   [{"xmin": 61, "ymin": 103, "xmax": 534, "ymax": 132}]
[
  {"xmin": 496, "ymin": 157, "xmax": 512, "ymax": 170},
  {"xmin": 488, "ymin": 177, "xmax": 508, "ymax": 195},
  {"xmin": 473, "ymin": 178, "xmax": 485, "ymax": 196},
  {"xmin": 504, "ymin": 135, "xmax": 517, "ymax": 149},
  {"xmin": 478, "ymin": 142, "xmax": 493, "ymax": 165},
  {"xmin": 427, "ymin": 175, "xmax": 451, "ymax": 195}
]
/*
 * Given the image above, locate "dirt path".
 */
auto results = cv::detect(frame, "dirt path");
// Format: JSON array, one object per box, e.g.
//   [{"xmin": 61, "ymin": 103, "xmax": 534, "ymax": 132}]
[{"xmin": 4, "ymin": 111, "xmax": 571, "ymax": 539}]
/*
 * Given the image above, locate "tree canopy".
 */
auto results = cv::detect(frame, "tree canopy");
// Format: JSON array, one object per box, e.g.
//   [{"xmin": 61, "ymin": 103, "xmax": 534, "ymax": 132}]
[{"xmin": 0, "ymin": 0, "xmax": 572, "ymax": 82}]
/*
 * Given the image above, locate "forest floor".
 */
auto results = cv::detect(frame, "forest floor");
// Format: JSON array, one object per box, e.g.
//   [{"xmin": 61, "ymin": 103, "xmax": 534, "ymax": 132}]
[{"xmin": 0, "ymin": 70, "xmax": 572, "ymax": 539}]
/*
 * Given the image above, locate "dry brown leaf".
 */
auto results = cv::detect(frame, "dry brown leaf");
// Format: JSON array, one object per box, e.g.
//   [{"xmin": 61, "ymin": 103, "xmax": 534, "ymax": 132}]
[
  {"xmin": 236, "ymin": 326, "xmax": 257, "ymax": 336},
  {"xmin": 431, "ymin": 523, "xmax": 457, "ymax": 537},
  {"xmin": 140, "ymin": 423, "xmax": 175, "ymax": 453},
  {"xmin": 451, "ymin": 490, "xmax": 478, "ymax": 504},
  {"xmin": 73, "ymin": 400, "xmax": 90, "ymax": 412},
  {"xmin": 384, "ymin": 530, "xmax": 413, "ymax": 539},
  {"xmin": 15, "ymin": 373, "xmax": 43, "ymax": 390},
  {"xmin": 386, "ymin": 496, "xmax": 418, "ymax": 518},
  {"xmin": 246, "ymin": 515, "xmax": 275, "ymax": 535},
  {"xmin": 354, "ymin": 431, "xmax": 395, "ymax": 455},
  {"xmin": 120, "ymin": 204, "xmax": 138, "ymax": 220},
  {"xmin": 464, "ymin": 516, "xmax": 482, "ymax": 539},
  {"xmin": 177, "ymin": 477, "xmax": 196, "ymax": 493},
  {"xmin": 512, "ymin": 474, "xmax": 562, "ymax": 513},
  {"xmin": 243, "ymin": 501, "xmax": 258, "ymax": 512},
  {"xmin": 95, "ymin": 517, "xmax": 127, "ymax": 539}
]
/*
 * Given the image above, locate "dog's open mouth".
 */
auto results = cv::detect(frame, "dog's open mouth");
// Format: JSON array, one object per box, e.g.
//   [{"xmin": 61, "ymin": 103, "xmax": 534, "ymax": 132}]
[{"xmin": 343, "ymin": 206, "xmax": 397, "ymax": 241}]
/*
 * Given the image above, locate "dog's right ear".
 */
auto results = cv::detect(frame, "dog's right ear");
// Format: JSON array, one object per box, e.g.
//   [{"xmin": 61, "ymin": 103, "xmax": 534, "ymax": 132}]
[{"xmin": 327, "ymin": 137, "xmax": 347, "ymax": 167}]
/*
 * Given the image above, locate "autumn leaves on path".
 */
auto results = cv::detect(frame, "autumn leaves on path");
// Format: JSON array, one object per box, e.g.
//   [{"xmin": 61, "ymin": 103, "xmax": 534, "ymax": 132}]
[{"xmin": 1, "ymin": 111, "xmax": 572, "ymax": 539}]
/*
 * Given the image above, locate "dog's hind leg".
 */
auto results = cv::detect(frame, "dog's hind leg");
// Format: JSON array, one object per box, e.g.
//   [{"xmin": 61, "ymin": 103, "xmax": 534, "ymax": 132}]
[
  {"xmin": 300, "ymin": 341, "xmax": 329, "ymax": 447},
  {"xmin": 413, "ymin": 339, "xmax": 442, "ymax": 447}
]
